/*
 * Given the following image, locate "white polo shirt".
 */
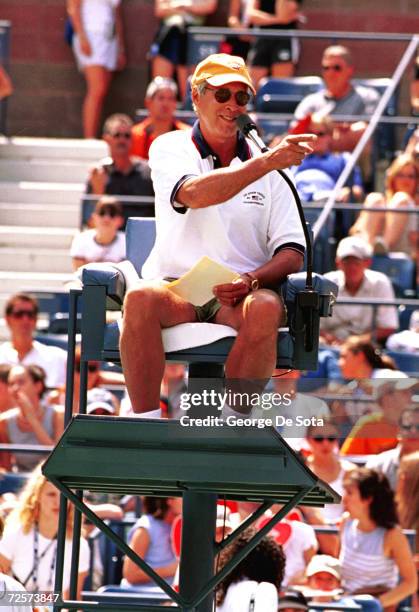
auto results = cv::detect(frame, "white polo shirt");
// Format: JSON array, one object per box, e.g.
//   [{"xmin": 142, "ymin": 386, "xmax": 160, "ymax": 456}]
[
  {"xmin": 0, "ymin": 340, "xmax": 67, "ymax": 388},
  {"xmin": 320, "ymin": 268, "xmax": 399, "ymax": 340},
  {"xmin": 143, "ymin": 123, "xmax": 305, "ymax": 280}
]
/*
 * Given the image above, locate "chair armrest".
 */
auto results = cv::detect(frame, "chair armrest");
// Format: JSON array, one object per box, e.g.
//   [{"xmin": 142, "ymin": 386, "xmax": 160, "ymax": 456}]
[
  {"xmin": 81, "ymin": 261, "xmax": 140, "ymax": 306},
  {"xmin": 283, "ymin": 272, "xmax": 338, "ymax": 318}
]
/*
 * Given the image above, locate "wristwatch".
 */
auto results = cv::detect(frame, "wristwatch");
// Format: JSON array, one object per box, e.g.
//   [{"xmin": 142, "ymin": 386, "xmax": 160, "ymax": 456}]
[{"xmin": 242, "ymin": 272, "xmax": 260, "ymax": 291}]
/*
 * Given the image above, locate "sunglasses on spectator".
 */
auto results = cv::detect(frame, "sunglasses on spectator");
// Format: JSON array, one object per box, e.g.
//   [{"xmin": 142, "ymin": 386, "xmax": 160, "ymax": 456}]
[
  {"xmin": 110, "ymin": 132, "xmax": 131, "ymax": 139},
  {"xmin": 321, "ymin": 64, "xmax": 344, "ymax": 72},
  {"xmin": 312, "ymin": 131, "xmax": 327, "ymax": 137},
  {"xmin": 206, "ymin": 87, "xmax": 251, "ymax": 107},
  {"xmin": 97, "ymin": 209, "xmax": 119, "ymax": 218},
  {"xmin": 10, "ymin": 310, "xmax": 37, "ymax": 320},
  {"xmin": 400, "ymin": 423, "xmax": 419, "ymax": 433},
  {"xmin": 312, "ymin": 435, "xmax": 338, "ymax": 442},
  {"xmin": 75, "ymin": 363, "xmax": 99, "ymax": 373},
  {"xmin": 395, "ymin": 173, "xmax": 416, "ymax": 179}
]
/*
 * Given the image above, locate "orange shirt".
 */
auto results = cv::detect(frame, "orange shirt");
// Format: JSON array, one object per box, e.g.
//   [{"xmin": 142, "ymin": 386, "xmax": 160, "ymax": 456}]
[
  {"xmin": 131, "ymin": 118, "xmax": 190, "ymax": 160},
  {"xmin": 340, "ymin": 413, "xmax": 398, "ymax": 455}
]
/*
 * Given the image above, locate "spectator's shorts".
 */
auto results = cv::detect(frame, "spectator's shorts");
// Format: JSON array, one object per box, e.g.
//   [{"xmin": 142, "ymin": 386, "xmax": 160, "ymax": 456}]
[
  {"xmin": 73, "ymin": 32, "xmax": 118, "ymax": 71},
  {"xmin": 194, "ymin": 297, "xmax": 222, "ymax": 323},
  {"xmin": 248, "ymin": 37, "xmax": 300, "ymax": 67},
  {"xmin": 152, "ymin": 24, "xmax": 188, "ymax": 66}
]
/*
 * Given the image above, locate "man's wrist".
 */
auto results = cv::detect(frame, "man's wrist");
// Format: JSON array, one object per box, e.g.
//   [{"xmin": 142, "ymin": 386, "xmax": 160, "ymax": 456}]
[{"xmin": 241, "ymin": 272, "xmax": 260, "ymax": 291}]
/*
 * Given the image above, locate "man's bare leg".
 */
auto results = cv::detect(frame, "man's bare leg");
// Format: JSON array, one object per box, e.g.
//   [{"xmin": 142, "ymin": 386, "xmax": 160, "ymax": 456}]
[
  {"xmin": 215, "ymin": 290, "xmax": 283, "ymax": 412},
  {"xmin": 120, "ymin": 282, "xmax": 196, "ymax": 413}
]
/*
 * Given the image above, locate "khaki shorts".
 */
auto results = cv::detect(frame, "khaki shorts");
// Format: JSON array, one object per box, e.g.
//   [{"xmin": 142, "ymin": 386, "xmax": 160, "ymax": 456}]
[
  {"xmin": 194, "ymin": 292, "xmax": 287, "ymax": 324},
  {"xmin": 194, "ymin": 297, "xmax": 222, "ymax": 323}
]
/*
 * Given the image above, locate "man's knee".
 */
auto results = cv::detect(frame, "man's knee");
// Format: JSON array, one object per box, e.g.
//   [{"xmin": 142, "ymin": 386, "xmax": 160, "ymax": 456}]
[
  {"xmin": 243, "ymin": 290, "xmax": 283, "ymax": 337},
  {"xmin": 123, "ymin": 284, "xmax": 162, "ymax": 322}
]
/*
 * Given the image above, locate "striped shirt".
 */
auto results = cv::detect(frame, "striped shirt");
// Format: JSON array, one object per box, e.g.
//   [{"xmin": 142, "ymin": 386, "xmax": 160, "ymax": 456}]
[{"xmin": 340, "ymin": 518, "xmax": 398, "ymax": 593}]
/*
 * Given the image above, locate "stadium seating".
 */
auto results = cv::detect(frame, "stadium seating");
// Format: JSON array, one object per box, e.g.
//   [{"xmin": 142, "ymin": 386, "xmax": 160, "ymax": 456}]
[
  {"xmin": 371, "ymin": 254, "xmax": 416, "ymax": 298},
  {"xmin": 255, "ymin": 76, "xmax": 323, "ymax": 114}
]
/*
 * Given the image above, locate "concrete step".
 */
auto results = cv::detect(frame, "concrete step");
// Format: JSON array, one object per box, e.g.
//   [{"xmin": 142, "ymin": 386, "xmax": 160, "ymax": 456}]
[
  {"xmin": 0, "ymin": 136, "xmax": 107, "ymax": 161},
  {"xmin": 0, "ymin": 226, "xmax": 75, "ymax": 249},
  {"xmin": 0, "ymin": 181, "xmax": 84, "ymax": 204},
  {"xmin": 0, "ymin": 203, "xmax": 80, "ymax": 228},
  {"xmin": 0, "ymin": 248, "xmax": 73, "ymax": 273},
  {"xmin": 0, "ymin": 271, "xmax": 74, "ymax": 294},
  {"xmin": 0, "ymin": 159, "xmax": 92, "ymax": 183}
]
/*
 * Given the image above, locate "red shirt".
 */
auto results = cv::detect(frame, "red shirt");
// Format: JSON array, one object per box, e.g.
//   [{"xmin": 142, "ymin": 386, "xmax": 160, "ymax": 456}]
[{"xmin": 131, "ymin": 118, "xmax": 190, "ymax": 160}]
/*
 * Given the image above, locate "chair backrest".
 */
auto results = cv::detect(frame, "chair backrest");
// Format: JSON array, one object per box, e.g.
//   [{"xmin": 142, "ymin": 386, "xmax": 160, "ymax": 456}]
[
  {"xmin": 255, "ymin": 76, "xmax": 323, "ymax": 114},
  {"xmin": 126, "ymin": 217, "xmax": 156, "ymax": 275},
  {"xmin": 186, "ymin": 32, "xmax": 222, "ymax": 67},
  {"xmin": 371, "ymin": 254, "xmax": 415, "ymax": 297}
]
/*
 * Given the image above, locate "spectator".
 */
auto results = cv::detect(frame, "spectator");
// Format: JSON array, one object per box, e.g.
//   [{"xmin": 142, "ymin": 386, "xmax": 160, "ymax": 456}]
[
  {"xmin": 0, "ymin": 365, "xmax": 64, "ymax": 472},
  {"xmin": 122, "ymin": 496, "xmax": 180, "ymax": 586},
  {"xmin": 247, "ymin": 0, "xmax": 304, "ymax": 86},
  {"xmin": 67, "ymin": 0, "xmax": 126, "ymax": 138},
  {"xmin": 216, "ymin": 527, "xmax": 285, "ymax": 611},
  {"xmin": 222, "ymin": 0, "xmax": 252, "ymax": 60},
  {"xmin": 120, "ymin": 53, "xmax": 314, "ymax": 414},
  {"xmin": 131, "ymin": 77, "xmax": 190, "ymax": 160},
  {"xmin": 0, "ymin": 293, "xmax": 67, "ymax": 389},
  {"xmin": 47, "ymin": 345, "xmax": 121, "ymax": 413},
  {"xmin": 0, "ymin": 514, "xmax": 33, "ymax": 612},
  {"xmin": 0, "ymin": 464, "xmax": 90, "ymax": 598},
  {"xmin": 396, "ymin": 451, "xmax": 419, "ymax": 561},
  {"xmin": 292, "ymin": 114, "xmax": 364, "ymax": 204},
  {"xmin": 293, "ymin": 45, "xmax": 379, "ymax": 152},
  {"xmin": 71, "ymin": 196, "xmax": 125, "ymax": 270},
  {"xmin": 0, "ymin": 65, "xmax": 13, "ymax": 100},
  {"xmin": 338, "ymin": 336, "xmax": 406, "ymax": 380},
  {"xmin": 366, "ymin": 406, "xmax": 419, "ymax": 490},
  {"xmin": 86, "ymin": 113, "xmax": 153, "ymax": 197},
  {"xmin": 339, "ymin": 468, "xmax": 417, "ymax": 608},
  {"xmin": 350, "ymin": 152, "xmax": 419, "ymax": 257},
  {"xmin": 320, "ymin": 237, "xmax": 398, "ymax": 345},
  {"xmin": 304, "ymin": 555, "xmax": 381, "ymax": 612},
  {"xmin": 150, "ymin": 0, "xmax": 218, "ymax": 101},
  {"xmin": 340, "ymin": 379, "xmax": 418, "ymax": 456},
  {"xmin": 386, "ymin": 309, "xmax": 419, "ymax": 353},
  {"xmin": 0, "ymin": 364, "xmax": 13, "ymax": 413},
  {"xmin": 258, "ymin": 506, "xmax": 318, "ymax": 586},
  {"xmin": 277, "ymin": 589, "xmax": 309, "ymax": 611},
  {"xmin": 305, "ymin": 418, "xmax": 356, "ymax": 524}
]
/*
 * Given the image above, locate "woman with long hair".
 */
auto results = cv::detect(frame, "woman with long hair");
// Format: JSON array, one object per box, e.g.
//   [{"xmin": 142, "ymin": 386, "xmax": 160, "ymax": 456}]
[
  {"xmin": 216, "ymin": 527, "xmax": 285, "ymax": 611},
  {"xmin": 396, "ymin": 451, "xmax": 419, "ymax": 562},
  {"xmin": 122, "ymin": 496, "xmax": 181, "ymax": 586},
  {"xmin": 338, "ymin": 335, "xmax": 401, "ymax": 380},
  {"xmin": 350, "ymin": 152, "xmax": 419, "ymax": 257},
  {"xmin": 0, "ymin": 464, "xmax": 90, "ymax": 599},
  {"xmin": 339, "ymin": 467, "xmax": 417, "ymax": 609}
]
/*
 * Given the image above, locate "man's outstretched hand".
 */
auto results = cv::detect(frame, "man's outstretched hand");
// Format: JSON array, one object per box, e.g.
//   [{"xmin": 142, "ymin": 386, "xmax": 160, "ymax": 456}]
[{"xmin": 266, "ymin": 133, "xmax": 317, "ymax": 169}]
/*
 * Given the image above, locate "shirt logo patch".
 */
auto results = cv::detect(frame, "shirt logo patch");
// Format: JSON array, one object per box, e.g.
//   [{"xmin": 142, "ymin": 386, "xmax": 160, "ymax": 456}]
[{"xmin": 242, "ymin": 191, "xmax": 265, "ymax": 206}]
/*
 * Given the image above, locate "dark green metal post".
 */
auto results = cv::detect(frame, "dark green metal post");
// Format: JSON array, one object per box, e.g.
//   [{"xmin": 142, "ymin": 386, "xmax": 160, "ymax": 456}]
[{"xmin": 179, "ymin": 492, "xmax": 218, "ymax": 612}]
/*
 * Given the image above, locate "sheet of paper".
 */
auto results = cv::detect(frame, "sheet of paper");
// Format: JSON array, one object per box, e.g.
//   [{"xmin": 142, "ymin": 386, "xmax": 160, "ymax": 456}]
[{"xmin": 166, "ymin": 256, "xmax": 239, "ymax": 306}]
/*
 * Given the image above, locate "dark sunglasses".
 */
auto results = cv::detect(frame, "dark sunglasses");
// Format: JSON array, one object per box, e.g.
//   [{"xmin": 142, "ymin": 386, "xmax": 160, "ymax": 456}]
[
  {"xmin": 207, "ymin": 87, "xmax": 251, "ymax": 107},
  {"xmin": 400, "ymin": 423, "xmax": 419, "ymax": 433},
  {"xmin": 111, "ymin": 132, "xmax": 131, "ymax": 139},
  {"xmin": 10, "ymin": 310, "xmax": 37, "ymax": 320},
  {"xmin": 75, "ymin": 363, "xmax": 99, "ymax": 373},
  {"xmin": 312, "ymin": 131, "xmax": 327, "ymax": 137},
  {"xmin": 97, "ymin": 209, "xmax": 118, "ymax": 218},
  {"xmin": 321, "ymin": 64, "xmax": 343, "ymax": 72},
  {"xmin": 312, "ymin": 436, "xmax": 338, "ymax": 443}
]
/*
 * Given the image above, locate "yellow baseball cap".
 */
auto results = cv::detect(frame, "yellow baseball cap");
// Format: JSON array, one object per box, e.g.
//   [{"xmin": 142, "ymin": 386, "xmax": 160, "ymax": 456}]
[{"xmin": 191, "ymin": 53, "xmax": 256, "ymax": 94}]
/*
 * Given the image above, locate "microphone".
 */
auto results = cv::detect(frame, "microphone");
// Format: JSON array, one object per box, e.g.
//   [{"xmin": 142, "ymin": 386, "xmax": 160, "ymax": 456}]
[
  {"xmin": 236, "ymin": 114, "xmax": 319, "ymax": 351},
  {"xmin": 236, "ymin": 114, "xmax": 269, "ymax": 153}
]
